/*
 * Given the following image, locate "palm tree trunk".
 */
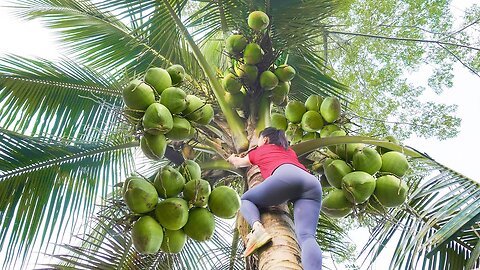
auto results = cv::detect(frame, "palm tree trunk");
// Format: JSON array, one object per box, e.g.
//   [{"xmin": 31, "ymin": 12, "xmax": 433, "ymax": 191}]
[{"xmin": 237, "ymin": 165, "xmax": 303, "ymax": 270}]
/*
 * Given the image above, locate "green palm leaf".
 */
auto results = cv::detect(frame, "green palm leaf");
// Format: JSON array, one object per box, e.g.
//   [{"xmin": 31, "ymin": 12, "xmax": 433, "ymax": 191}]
[{"xmin": 0, "ymin": 129, "xmax": 136, "ymax": 269}]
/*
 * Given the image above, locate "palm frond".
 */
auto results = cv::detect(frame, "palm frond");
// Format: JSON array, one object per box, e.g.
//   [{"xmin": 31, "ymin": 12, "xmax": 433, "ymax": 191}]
[
  {"xmin": 0, "ymin": 129, "xmax": 136, "ymax": 269},
  {"xmin": 361, "ymin": 158, "xmax": 480, "ymax": 269},
  {"xmin": 0, "ymin": 55, "xmax": 123, "ymax": 142}
]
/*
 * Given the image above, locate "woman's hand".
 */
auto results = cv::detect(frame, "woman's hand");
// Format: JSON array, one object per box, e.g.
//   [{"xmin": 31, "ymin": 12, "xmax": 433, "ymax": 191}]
[{"xmin": 226, "ymin": 153, "xmax": 252, "ymax": 168}]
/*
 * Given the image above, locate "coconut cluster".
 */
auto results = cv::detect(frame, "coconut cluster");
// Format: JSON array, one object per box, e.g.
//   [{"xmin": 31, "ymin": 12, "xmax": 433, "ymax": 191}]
[
  {"xmin": 122, "ymin": 65, "xmax": 215, "ymax": 160},
  {"xmin": 270, "ymin": 94, "xmax": 343, "ymax": 144},
  {"xmin": 318, "ymin": 134, "xmax": 410, "ymax": 218},
  {"xmin": 122, "ymin": 159, "xmax": 241, "ymax": 254},
  {"xmin": 222, "ymin": 10, "xmax": 296, "ymax": 109}
]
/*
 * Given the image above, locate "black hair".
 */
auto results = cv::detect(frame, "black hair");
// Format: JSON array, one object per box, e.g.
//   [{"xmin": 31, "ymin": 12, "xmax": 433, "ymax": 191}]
[{"xmin": 260, "ymin": 127, "xmax": 289, "ymax": 150}]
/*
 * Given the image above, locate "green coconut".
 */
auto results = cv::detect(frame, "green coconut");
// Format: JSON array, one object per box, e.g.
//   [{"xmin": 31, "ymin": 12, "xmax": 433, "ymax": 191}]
[
  {"xmin": 154, "ymin": 166, "xmax": 185, "ymax": 198},
  {"xmin": 380, "ymin": 151, "xmax": 409, "ymax": 177},
  {"xmin": 167, "ymin": 64, "xmax": 186, "ymax": 86},
  {"xmin": 321, "ymin": 189, "xmax": 354, "ymax": 218},
  {"xmin": 335, "ymin": 143, "xmax": 365, "ymax": 163},
  {"xmin": 342, "ymin": 171, "xmax": 376, "ymax": 204},
  {"xmin": 165, "ymin": 116, "xmax": 195, "ymax": 141},
  {"xmin": 301, "ymin": 110, "xmax": 324, "ymax": 132},
  {"xmin": 183, "ymin": 95, "xmax": 205, "ymax": 122},
  {"xmin": 376, "ymin": 135, "xmax": 400, "ymax": 155},
  {"xmin": 141, "ymin": 133, "xmax": 167, "ymax": 160},
  {"xmin": 320, "ymin": 97, "xmax": 341, "ymax": 123},
  {"xmin": 274, "ymin": 64, "xmax": 296, "ymax": 82},
  {"xmin": 179, "ymin": 160, "xmax": 202, "ymax": 182},
  {"xmin": 222, "ymin": 72, "xmax": 242, "ymax": 93},
  {"xmin": 144, "ymin": 67, "xmax": 172, "ymax": 95},
  {"xmin": 195, "ymin": 104, "xmax": 214, "ymax": 125},
  {"xmin": 208, "ymin": 186, "xmax": 241, "ymax": 219},
  {"xmin": 352, "ymin": 147, "xmax": 382, "ymax": 175},
  {"xmin": 243, "ymin": 43, "xmax": 263, "ymax": 65},
  {"xmin": 327, "ymin": 129, "xmax": 347, "ymax": 152},
  {"xmin": 285, "ymin": 100, "xmax": 307, "ymax": 124},
  {"xmin": 225, "ymin": 34, "xmax": 248, "ymax": 54},
  {"xmin": 374, "ymin": 175, "xmax": 408, "ymax": 207},
  {"xmin": 285, "ymin": 122, "xmax": 303, "ymax": 144},
  {"xmin": 259, "ymin": 70, "xmax": 279, "ymax": 90},
  {"xmin": 305, "ymin": 95, "xmax": 323, "ymax": 111},
  {"xmin": 225, "ymin": 91, "xmax": 245, "ymax": 109},
  {"xmin": 248, "ymin": 11, "xmax": 269, "ymax": 31},
  {"xmin": 160, "ymin": 87, "xmax": 187, "ymax": 114},
  {"xmin": 132, "ymin": 216, "xmax": 164, "ymax": 254},
  {"xmin": 183, "ymin": 179, "xmax": 211, "ymax": 207},
  {"xmin": 235, "ymin": 64, "xmax": 258, "ymax": 84},
  {"xmin": 302, "ymin": 132, "xmax": 320, "ymax": 142},
  {"xmin": 324, "ymin": 159, "xmax": 353, "ymax": 188},
  {"xmin": 271, "ymin": 81, "xmax": 290, "ymax": 105},
  {"xmin": 161, "ymin": 229, "xmax": 187, "ymax": 254},
  {"xmin": 142, "ymin": 103, "xmax": 173, "ymax": 135},
  {"xmin": 123, "ymin": 176, "xmax": 158, "ymax": 214},
  {"xmin": 320, "ymin": 124, "xmax": 341, "ymax": 138},
  {"xmin": 122, "ymin": 79, "xmax": 156, "ymax": 110},
  {"xmin": 183, "ymin": 207, "xmax": 215, "ymax": 241},
  {"xmin": 270, "ymin": 113, "xmax": 288, "ymax": 131},
  {"xmin": 155, "ymin": 198, "xmax": 189, "ymax": 230}
]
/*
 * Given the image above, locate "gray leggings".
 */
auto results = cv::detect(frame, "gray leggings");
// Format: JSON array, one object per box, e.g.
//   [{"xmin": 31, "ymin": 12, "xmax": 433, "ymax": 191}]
[{"xmin": 240, "ymin": 164, "xmax": 323, "ymax": 270}]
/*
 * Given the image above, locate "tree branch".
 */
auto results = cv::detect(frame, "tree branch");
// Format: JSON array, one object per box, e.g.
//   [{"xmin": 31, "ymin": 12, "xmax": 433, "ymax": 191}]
[{"xmin": 438, "ymin": 44, "xmax": 480, "ymax": 78}]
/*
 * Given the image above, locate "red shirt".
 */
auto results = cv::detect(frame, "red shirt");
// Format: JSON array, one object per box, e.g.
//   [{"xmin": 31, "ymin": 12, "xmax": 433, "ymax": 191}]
[{"xmin": 248, "ymin": 144, "xmax": 308, "ymax": 179}]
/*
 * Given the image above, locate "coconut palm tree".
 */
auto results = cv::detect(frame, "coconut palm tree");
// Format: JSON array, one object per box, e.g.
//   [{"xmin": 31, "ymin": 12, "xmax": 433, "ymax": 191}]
[{"xmin": 0, "ymin": 0, "xmax": 478, "ymax": 269}]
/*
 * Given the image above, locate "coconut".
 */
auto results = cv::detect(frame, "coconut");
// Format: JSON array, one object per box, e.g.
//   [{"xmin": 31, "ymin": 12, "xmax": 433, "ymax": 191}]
[
  {"xmin": 374, "ymin": 175, "xmax": 408, "ymax": 207},
  {"xmin": 183, "ymin": 179, "xmax": 211, "ymax": 207},
  {"xmin": 352, "ymin": 147, "xmax": 382, "ymax": 175},
  {"xmin": 342, "ymin": 171, "xmax": 376, "ymax": 204},
  {"xmin": 195, "ymin": 104, "xmax": 214, "ymax": 125},
  {"xmin": 248, "ymin": 11, "xmax": 269, "ymax": 31},
  {"xmin": 208, "ymin": 186, "xmax": 241, "ymax": 219},
  {"xmin": 123, "ymin": 176, "xmax": 158, "ymax": 214},
  {"xmin": 259, "ymin": 70, "xmax": 279, "ymax": 90},
  {"xmin": 304, "ymin": 95, "xmax": 323, "ymax": 111},
  {"xmin": 380, "ymin": 151, "xmax": 409, "ymax": 177},
  {"xmin": 320, "ymin": 97, "xmax": 341, "ymax": 123},
  {"xmin": 235, "ymin": 64, "xmax": 258, "ymax": 84},
  {"xmin": 225, "ymin": 91, "xmax": 245, "ymax": 109},
  {"xmin": 167, "ymin": 65, "xmax": 186, "ymax": 86},
  {"xmin": 335, "ymin": 143, "xmax": 365, "ymax": 163},
  {"xmin": 285, "ymin": 100, "xmax": 307, "ymax": 124},
  {"xmin": 183, "ymin": 207, "xmax": 215, "ymax": 241},
  {"xmin": 160, "ymin": 229, "xmax": 187, "ymax": 254},
  {"xmin": 270, "ymin": 113, "xmax": 288, "ymax": 131},
  {"xmin": 165, "ymin": 116, "xmax": 195, "ymax": 141},
  {"xmin": 142, "ymin": 103, "xmax": 174, "ymax": 135},
  {"xmin": 274, "ymin": 64, "xmax": 296, "ymax": 82},
  {"xmin": 160, "ymin": 87, "xmax": 187, "ymax": 114},
  {"xmin": 179, "ymin": 160, "xmax": 202, "ymax": 182},
  {"xmin": 321, "ymin": 189, "xmax": 354, "ymax": 218},
  {"xmin": 225, "ymin": 34, "xmax": 248, "ymax": 54},
  {"xmin": 301, "ymin": 110, "xmax": 324, "ymax": 132},
  {"xmin": 302, "ymin": 132, "xmax": 320, "ymax": 142},
  {"xmin": 320, "ymin": 124, "xmax": 341, "ymax": 138},
  {"xmin": 132, "ymin": 216, "xmax": 163, "ymax": 254},
  {"xmin": 271, "ymin": 81, "xmax": 290, "ymax": 105},
  {"xmin": 155, "ymin": 198, "xmax": 189, "ymax": 230},
  {"xmin": 324, "ymin": 159, "xmax": 352, "ymax": 188},
  {"xmin": 122, "ymin": 79, "xmax": 156, "ymax": 110},
  {"xmin": 243, "ymin": 43, "xmax": 263, "ymax": 65},
  {"xmin": 154, "ymin": 166, "xmax": 185, "ymax": 198},
  {"xmin": 376, "ymin": 135, "xmax": 400, "ymax": 155},
  {"xmin": 327, "ymin": 129, "xmax": 347, "ymax": 152},
  {"xmin": 222, "ymin": 72, "xmax": 242, "ymax": 93},
  {"xmin": 285, "ymin": 123, "xmax": 303, "ymax": 144},
  {"xmin": 144, "ymin": 67, "xmax": 172, "ymax": 95},
  {"xmin": 183, "ymin": 95, "xmax": 205, "ymax": 122},
  {"xmin": 141, "ymin": 133, "xmax": 167, "ymax": 160}
]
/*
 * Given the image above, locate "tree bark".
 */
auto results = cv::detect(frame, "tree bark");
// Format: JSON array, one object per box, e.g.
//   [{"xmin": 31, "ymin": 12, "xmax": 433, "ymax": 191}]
[{"xmin": 237, "ymin": 165, "xmax": 303, "ymax": 270}]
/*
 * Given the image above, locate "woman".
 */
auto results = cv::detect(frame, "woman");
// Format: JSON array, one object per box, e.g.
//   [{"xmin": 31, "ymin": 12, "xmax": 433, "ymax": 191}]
[{"xmin": 227, "ymin": 127, "xmax": 323, "ymax": 270}]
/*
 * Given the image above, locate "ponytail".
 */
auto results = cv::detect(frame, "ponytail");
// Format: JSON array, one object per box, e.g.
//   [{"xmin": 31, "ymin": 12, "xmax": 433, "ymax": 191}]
[{"xmin": 260, "ymin": 127, "xmax": 289, "ymax": 150}]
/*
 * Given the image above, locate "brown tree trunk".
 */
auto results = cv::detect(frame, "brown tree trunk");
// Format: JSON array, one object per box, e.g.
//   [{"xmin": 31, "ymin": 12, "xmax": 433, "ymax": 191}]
[{"xmin": 237, "ymin": 165, "xmax": 303, "ymax": 270}]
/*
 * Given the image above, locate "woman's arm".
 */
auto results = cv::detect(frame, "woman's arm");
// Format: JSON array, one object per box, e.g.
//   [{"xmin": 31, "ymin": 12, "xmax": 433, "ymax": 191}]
[{"xmin": 227, "ymin": 154, "xmax": 252, "ymax": 168}]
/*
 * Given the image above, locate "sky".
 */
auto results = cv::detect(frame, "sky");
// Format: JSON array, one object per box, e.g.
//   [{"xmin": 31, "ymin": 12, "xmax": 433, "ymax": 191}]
[{"xmin": 0, "ymin": 1, "xmax": 479, "ymax": 269}]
